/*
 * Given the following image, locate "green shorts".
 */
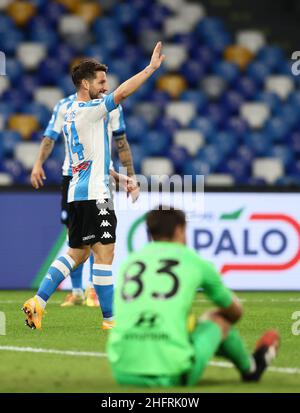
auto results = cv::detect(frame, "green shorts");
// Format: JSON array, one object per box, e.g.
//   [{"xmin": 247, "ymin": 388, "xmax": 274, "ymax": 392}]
[{"xmin": 113, "ymin": 320, "xmax": 222, "ymax": 387}]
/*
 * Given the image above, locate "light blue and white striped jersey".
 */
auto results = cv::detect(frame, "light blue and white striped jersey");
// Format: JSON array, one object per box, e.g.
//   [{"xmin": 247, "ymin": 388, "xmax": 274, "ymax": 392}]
[
  {"xmin": 63, "ymin": 93, "xmax": 118, "ymax": 202},
  {"xmin": 44, "ymin": 94, "xmax": 126, "ymax": 177}
]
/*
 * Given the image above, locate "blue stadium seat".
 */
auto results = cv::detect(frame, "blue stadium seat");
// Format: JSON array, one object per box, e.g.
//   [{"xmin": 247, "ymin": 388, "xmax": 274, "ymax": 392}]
[
  {"xmin": 43, "ymin": 159, "xmax": 63, "ymax": 184},
  {"xmin": 19, "ymin": 74, "xmax": 40, "ymax": 100},
  {"xmin": 221, "ymin": 158, "xmax": 250, "ymax": 183},
  {"xmin": 288, "ymin": 91, "xmax": 300, "ymax": 109},
  {"xmin": 5, "ymin": 57, "xmax": 23, "ymax": 83},
  {"xmin": 289, "ymin": 160, "xmax": 300, "ymax": 177},
  {"xmin": 205, "ymin": 33, "xmax": 232, "ymax": 53},
  {"xmin": 234, "ymin": 76, "xmax": 259, "ymax": 99},
  {"xmin": 23, "ymin": 102, "xmax": 51, "ymax": 129},
  {"xmin": 143, "ymin": 2, "xmax": 171, "ymax": 27},
  {"xmin": 181, "ymin": 90, "xmax": 208, "ymax": 113},
  {"xmin": 257, "ymin": 46, "xmax": 285, "ymax": 71},
  {"xmin": 172, "ymin": 33, "xmax": 196, "ymax": 50},
  {"xmin": 247, "ymin": 177, "xmax": 267, "ymax": 185},
  {"xmin": 195, "ymin": 17, "xmax": 226, "ymax": 39},
  {"xmin": 213, "ymin": 61, "xmax": 240, "ymax": 84},
  {"xmin": 38, "ymin": 58, "xmax": 66, "ymax": 85},
  {"xmin": 57, "ymin": 74, "xmax": 76, "ymax": 97},
  {"xmin": 244, "ymin": 131, "xmax": 272, "ymax": 156},
  {"xmin": 183, "ymin": 159, "xmax": 214, "ymax": 177},
  {"xmin": 189, "ymin": 117, "xmax": 217, "ymax": 140},
  {"xmin": 49, "ymin": 44, "xmax": 77, "ymax": 67},
  {"xmin": 149, "ymin": 90, "xmax": 171, "ymax": 107},
  {"xmin": 277, "ymin": 104, "xmax": 300, "ymax": 129},
  {"xmin": 141, "ymin": 131, "xmax": 171, "ymax": 156},
  {"xmin": 39, "ymin": 1, "xmax": 67, "ymax": 25},
  {"xmin": 189, "ymin": 45, "xmax": 216, "ymax": 69},
  {"xmin": 109, "ymin": 59, "xmax": 135, "ymax": 82},
  {"xmin": 1, "ymin": 131, "xmax": 21, "ymax": 157},
  {"xmin": 220, "ymin": 90, "xmax": 245, "ymax": 114},
  {"xmin": 30, "ymin": 27, "xmax": 59, "ymax": 48},
  {"xmin": 256, "ymin": 91, "xmax": 281, "ymax": 113},
  {"xmin": 180, "ymin": 59, "xmax": 206, "ymax": 87},
  {"xmin": 167, "ymin": 145, "xmax": 191, "ymax": 174},
  {"xmin": 288, "ymin": 131, "xmax": 300, "ymax": 155},
  {"xmin": 84, "ymin": 45, "xmax": 110, "ymax": 64},
  {"xmin": 247, "ymin": 61, "xmax": 271, "ymax": 84},
  {"xmin": 236, "ymin": 145, "xmax": 255, "ymax": 165},
  {"xmin": 155, "ymin": 116, "xmax": 181, "ymax": 136},
  {"xmin": 225, "ymin": 116, "xmax": 249, "ymax": 138},
  {"xmin": 125, "ymin": 115, "xmax": 149, "ymax": 142},
  {"xmin": 210, "ymin": 131, "xmax": 238, "ymax": 156},
  {"xmin": 2, "ymin": 89, "xmax": 29, "ymax": 111},
  {"xmin": 264, "ymin": 116, "xmax": 290, "ymax": 142},
  {"xmin": 269, "ymin": 145, "xmax": 294, "ymax": 168},
  {"xmin": 197, "ymin": 145, "xmax": 223, "ymax": 169},
  {"xmin": 0, "ymin": 29, "xmax": 24, "ymax": 56},
  {"xmin": 2, "ymin": 159, "xmax": 27, "ymax": 183},
  {"xmin": 113, "ymin": 3, "xmax": 140, "ymax": 26},
  {"xmin": 0, "ymin": 102, "xmax": 15, "ymax": 123},
  {"xmin": 204, "ymin": 102, "xmax": 229, "ymax": 127}
]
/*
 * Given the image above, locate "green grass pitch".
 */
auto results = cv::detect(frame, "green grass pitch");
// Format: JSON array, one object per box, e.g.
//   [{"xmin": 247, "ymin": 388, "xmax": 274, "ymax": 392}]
[{"xmin": 0, "ymin": 290, "xmax": 299, "ymax": 393}]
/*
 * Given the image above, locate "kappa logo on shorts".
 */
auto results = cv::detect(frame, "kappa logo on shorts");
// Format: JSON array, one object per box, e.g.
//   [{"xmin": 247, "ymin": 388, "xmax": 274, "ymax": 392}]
[
  {"xmin": 100, "ymin": 220, "xmax": 112, "ymax": 228},
  {"xmin": 101, "ymin": 232, "xmax": 113, "ymax": 239},
  {"xmin": 98, "ymin": 209, "xmax": 110, "ymax": 216}
]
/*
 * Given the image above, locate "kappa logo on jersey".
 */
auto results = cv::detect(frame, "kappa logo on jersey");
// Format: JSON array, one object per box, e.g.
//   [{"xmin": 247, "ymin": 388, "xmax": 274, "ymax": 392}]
[
  {"xmin": 101, "ymin": 232, "xmax": 113, "ymax": 239},
  {"xmin": 100, "ymin": 220, "xmax": 112, "ymax": 228},
  {"xmin": 98, "ymin": 209, "xmax": 110, "ymax": 216}
]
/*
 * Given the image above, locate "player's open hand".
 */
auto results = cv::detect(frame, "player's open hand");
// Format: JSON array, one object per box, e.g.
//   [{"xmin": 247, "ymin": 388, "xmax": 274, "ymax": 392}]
[
  {"xmin": 31, "ymin": 163, "xmax": 46, "ymax": 189},
  {"xmin": 149, "ymin": 42, "xmax": 165, "ymax": 71}
]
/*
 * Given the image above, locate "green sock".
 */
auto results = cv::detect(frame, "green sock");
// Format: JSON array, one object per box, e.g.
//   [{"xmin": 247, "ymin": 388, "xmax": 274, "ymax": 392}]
[
  {"xmin": 217, "ymin": 327, "xmax": 252, "ymax": 373},
  {"xmin": 187, "ymin": 320, "xmax": 223, "ymax": 385}
]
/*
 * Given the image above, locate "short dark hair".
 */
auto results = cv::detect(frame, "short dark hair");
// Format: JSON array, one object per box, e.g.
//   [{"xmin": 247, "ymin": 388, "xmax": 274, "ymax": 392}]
[
  {"xmin": 71, "ymin": 59, "xmax": 108, "ymax": 88},
  {"xmin": 146, "ymin": 206, "xmax": 186, "ymax": 241}
]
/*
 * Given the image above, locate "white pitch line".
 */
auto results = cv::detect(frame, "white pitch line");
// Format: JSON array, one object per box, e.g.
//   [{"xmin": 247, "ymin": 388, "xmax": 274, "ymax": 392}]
[
  {"xmin": 0, "ymin": 346, "xmax": 106, "ymax": 358},
  {"xmin": 0, "ymin": 346, "xmax": 299, "ymax": 376}
]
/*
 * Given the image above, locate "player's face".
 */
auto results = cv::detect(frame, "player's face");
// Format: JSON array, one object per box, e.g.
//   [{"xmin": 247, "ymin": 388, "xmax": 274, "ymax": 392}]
[{"xmin": 88, "ymin": 71, "xmax": 108, "ymax": 100}]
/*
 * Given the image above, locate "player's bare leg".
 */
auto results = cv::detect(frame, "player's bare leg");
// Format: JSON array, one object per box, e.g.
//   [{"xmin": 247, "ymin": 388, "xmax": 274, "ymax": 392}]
[
  {"xmin": 91, "ymin": 242, "xmax": 115, "ymax": 330},
  {"xmin": 23, "ymin": 246, "xmax": 90, "ymax": 329}
]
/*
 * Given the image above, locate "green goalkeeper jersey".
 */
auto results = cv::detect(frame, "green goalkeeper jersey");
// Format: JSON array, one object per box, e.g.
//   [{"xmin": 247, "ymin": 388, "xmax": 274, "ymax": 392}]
[{"xmin": 107, "ymin": 241, "xmax": 233, "ymax": 376}]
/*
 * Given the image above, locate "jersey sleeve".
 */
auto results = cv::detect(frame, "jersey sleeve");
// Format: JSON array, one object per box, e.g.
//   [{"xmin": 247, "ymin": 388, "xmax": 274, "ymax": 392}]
[
  {"xmin": 200, "ymin": 260, "xmax": 233, "ymax": 308},
  {"xmin": 110, "ymin": 105, "xmax": 126, "ymax": 138},
  {"xmin": 83, "ymin": 93, "xmax": 119, "ymax": 122},
  {"xmin": 44, "ymin": 101, "xmax": 65, "ymax": 141}
]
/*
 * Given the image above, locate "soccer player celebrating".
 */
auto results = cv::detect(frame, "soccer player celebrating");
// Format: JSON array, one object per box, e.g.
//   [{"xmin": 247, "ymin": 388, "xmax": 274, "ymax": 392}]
[
  {"xmin": 23, "ymin": 41, "xmax": 165, "ymax": 330},
  {"xmin": 30, "ymin": 78, "xmax": 139, "ymax": 308},
  {"xmin": 107, "ymin": 207, "xmax": 280, "ymax": 386}
]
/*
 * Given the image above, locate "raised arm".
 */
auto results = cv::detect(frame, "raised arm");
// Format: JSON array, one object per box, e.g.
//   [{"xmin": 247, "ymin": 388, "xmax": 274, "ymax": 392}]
[
  {"xmin": 30, "ymin": 137, "xmax": 55, "ymax": 189},
  {"xmin": 113, "ymin": 42, "xmax": 164, "ymax": 105}
]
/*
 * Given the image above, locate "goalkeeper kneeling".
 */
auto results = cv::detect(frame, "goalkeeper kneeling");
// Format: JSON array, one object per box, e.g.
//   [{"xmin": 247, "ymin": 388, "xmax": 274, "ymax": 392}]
[{"xmin": 107, "ymin": 206, "xmax": 279, "ymax": 387}]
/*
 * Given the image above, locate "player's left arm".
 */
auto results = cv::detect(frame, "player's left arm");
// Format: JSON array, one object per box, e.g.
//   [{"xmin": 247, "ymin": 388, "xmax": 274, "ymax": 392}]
[{"xmin": 114, "ymin": 134, "xmax": 140, "ymax": 202}]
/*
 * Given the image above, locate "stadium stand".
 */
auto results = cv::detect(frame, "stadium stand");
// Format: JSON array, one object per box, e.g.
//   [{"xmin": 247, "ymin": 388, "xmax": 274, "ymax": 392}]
[{"xmin": 0, "ymin": 0, "xmax": 299, "ymax": 186}]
